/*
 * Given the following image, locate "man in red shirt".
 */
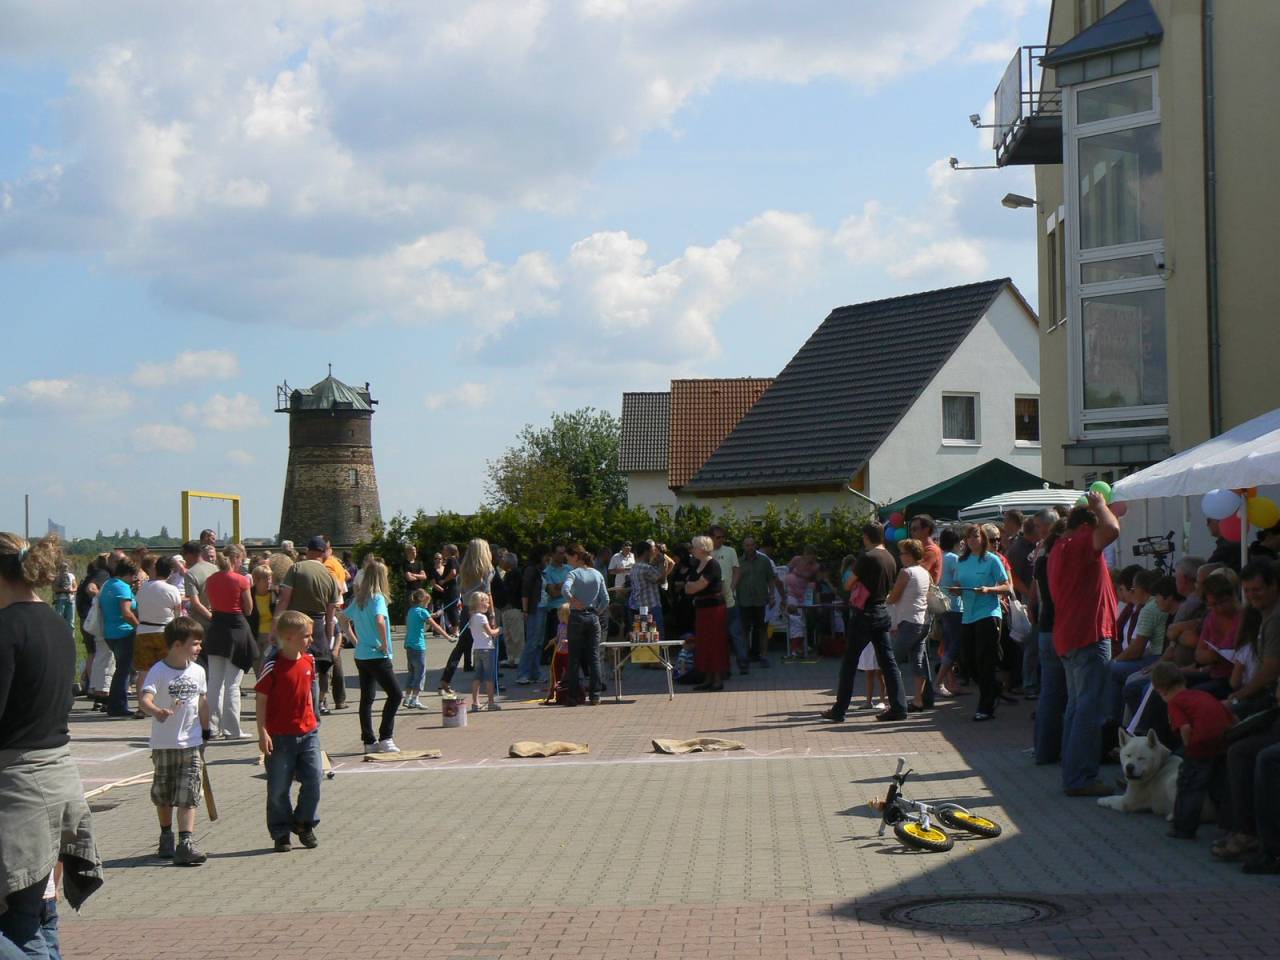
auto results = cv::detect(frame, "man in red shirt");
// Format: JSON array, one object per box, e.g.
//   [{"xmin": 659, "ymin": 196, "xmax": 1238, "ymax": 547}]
[
  {"xmin": 909, "ymin": 515, "xmax": 943, "ymax": 584},
  {"xmin": 1150, "ymin": 661, "xmax": 1234, "ymax": 839},
  {"xmin": 1048, "ymin": 491, "xmax": 1120, "ymax": 797},
  {"xmin": 255, "ymin": 610, "xmax": 322, "ymax": 853}
]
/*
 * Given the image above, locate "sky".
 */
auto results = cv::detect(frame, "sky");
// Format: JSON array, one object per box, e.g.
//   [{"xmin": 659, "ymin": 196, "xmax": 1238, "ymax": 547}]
[{"xmin": 0, "ymin": 0, "xmax": 1047, "ymax": 540}]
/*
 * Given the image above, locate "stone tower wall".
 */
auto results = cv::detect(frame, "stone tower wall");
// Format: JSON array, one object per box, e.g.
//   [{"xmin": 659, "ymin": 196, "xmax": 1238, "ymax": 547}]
[{"xmin": 278, "ymin": 412, "xmax": 382, "ymax": 546}]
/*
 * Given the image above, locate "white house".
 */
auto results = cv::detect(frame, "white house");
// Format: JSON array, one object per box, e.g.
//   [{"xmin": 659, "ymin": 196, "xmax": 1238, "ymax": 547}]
[{"xmin": 680, "ymin": 278, "xmax": 1043, "ymax": 516}]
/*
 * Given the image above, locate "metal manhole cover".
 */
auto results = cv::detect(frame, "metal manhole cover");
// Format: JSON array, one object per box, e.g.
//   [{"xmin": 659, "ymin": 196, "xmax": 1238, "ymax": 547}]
[{"xmin": 883, "ymin": 896, "xmax": 1062, "ymax": 930}]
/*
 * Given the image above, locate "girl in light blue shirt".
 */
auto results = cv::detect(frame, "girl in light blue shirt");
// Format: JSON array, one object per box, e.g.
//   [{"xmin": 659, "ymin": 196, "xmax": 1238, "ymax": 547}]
[
  {"xmin": 339, "ymin": 558, "xmax": 403, "ymax": 754},
  {"xmin": 950, "ymin": 525, "xmax": 1011, "ymax": 722}
]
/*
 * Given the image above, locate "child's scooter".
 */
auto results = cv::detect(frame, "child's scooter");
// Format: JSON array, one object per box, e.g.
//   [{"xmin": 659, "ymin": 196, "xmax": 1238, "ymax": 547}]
[{"xmin": 869, "ymin": 756, "xmax": 1003, "ymax": 852}]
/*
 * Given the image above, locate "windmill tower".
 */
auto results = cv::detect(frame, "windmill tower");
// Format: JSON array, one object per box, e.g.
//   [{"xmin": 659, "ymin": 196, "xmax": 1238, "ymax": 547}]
[{"xmin": 276, "ymin": 368, "xmax": 382, "ymax": 546}]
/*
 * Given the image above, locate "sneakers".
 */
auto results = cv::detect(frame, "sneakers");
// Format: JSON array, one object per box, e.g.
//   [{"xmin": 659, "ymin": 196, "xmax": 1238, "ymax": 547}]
[
  {"xmin": 973, "ymin": 712, "xmax": 995, "ymax": 722},
  {"xmin": 173, "ymin": 839, "xmax": 208, "ymax": 866},
  {"xmin": 157, "ymin": 831, "xmax": 175, "ymax": 859},
  {"xmin": 515, "ymin": 676, "xmax": 532, "ymax": 685},
  {"xmin": 362, "ymin": 742, "xmax": 378, "ymax": 755},
  {"xmin": 273, "ymin": 836, "xmax": 292, "ymax": 853},
  {"xmin": 293, "ymin": 824, "xmax": 319, "ymax": 849},
  {"xmin": 377, "ymin": 738, "xmax": 401, "ymax": 753},
  {"xmin": 487, "ymin": 702, "xmax": 502, "ymax": 711},
  {"xmin": 874, "ymin": 710, "xmax": 906, "ymax": 723}
]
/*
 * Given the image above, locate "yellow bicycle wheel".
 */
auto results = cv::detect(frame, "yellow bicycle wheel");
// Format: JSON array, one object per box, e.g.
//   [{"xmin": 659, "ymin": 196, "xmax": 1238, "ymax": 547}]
[
  {"xmin": 938, "ymin": 808, "xmax": 1003, "ymax": 839},
  {"xmin": 894, "ymin": 821, "xmax": 954, "ymax": 852}
]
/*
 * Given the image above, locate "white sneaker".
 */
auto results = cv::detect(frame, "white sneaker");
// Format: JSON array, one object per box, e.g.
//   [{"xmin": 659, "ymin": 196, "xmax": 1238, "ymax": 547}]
[
  {"xmin": 377, "ymin": 738, "xmax": 401, "ymax": 753},
  {"xmin": 362, "ymin": 742, "xmax": 378, "ymax": 755}
]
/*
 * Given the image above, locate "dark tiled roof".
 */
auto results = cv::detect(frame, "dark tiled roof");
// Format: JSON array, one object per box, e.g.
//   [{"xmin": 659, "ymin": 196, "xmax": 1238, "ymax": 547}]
[
  {"xmin": 684, "ymin": 279, "xmax": 1014, "ymax": 494},
  {"xmin": 618, "ymin": 392, "xmax": 670, "ymax": 472},
  {"xmin": 1043, "ymin": 0, "xmax": 1162, "ymax": 68},
  {"xmin": 668, "ymin": 379, "xmax": 773, "ymax": 490},
  {"xmin": 289, "ymin": 375, "xmax": 374, "ymax": 411}
]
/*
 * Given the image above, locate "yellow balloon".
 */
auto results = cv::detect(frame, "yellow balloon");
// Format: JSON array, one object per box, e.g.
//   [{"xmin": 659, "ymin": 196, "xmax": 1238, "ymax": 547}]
[{"xmin": 1247, "ymin": 496, "xmax": 1280, "ymax": 529}]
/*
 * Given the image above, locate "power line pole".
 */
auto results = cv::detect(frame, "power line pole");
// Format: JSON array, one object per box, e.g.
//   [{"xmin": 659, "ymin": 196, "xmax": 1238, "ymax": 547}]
[{"xmin": 24, "ymin": 494, "xmax": 30, "ymax": 540}]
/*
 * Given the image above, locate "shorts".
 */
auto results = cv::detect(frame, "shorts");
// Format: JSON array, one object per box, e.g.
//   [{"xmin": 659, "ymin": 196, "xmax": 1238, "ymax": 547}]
[
  {"xmin": 133, "ymin": 632, "xmax": 169, "ymax": 673},
  {"xmin": 472, "ymin": 648, "xmax": 495, "ymax": 684},
  {"xmin": 150, "ymin": 747, "xmax": 203, "ymax": 809}
]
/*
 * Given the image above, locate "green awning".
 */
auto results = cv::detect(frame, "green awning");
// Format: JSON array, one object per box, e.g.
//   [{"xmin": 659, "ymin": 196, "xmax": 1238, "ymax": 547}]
[{"xmin": 878, "ymin": 459, "xmax": 1054, "ymax": 522}]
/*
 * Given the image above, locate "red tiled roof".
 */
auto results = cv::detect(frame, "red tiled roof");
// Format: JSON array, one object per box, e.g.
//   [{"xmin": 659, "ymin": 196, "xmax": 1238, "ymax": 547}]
[{"xmin": 667, "ymin": 378, "xmax": 773, "ymax": 490}]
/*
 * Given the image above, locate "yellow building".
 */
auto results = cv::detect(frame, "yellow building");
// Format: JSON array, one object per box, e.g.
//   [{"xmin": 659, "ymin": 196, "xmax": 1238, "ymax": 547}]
[{"xmin": 994, "ymin": 0, "xmax": 1280, "ymax": 502}]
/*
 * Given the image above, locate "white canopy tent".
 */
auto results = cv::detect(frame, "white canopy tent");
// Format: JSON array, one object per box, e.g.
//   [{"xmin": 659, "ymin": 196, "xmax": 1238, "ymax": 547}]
[
  {"xmin": 1111, "ymin": 407, "xmax": 1280, "ymax": 501},
  {"xmin": 1111, "ymin": 407, "xmax": 1280, "ymax": 571},
  {"xmin": 958, "ymin": 488, "xmax": 1081, "ymax": 523}
]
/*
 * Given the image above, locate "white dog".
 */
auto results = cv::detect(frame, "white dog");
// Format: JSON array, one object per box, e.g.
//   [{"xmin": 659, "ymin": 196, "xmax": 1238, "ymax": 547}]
[{"xmin": 1097, "ymin": 729, "xmax": 1180, "ymax": 820}]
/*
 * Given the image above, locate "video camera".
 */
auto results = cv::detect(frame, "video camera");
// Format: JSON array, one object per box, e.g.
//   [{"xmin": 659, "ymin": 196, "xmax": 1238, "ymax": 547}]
[{"xmin": 1133, "ymin": 531, "xmax": 1176, "ymax": 572}]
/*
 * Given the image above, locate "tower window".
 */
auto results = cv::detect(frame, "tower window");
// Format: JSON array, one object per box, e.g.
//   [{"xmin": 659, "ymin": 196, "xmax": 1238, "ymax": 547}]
[
  {"xmin": 349, "ymin": 468, "xmax": 359, "ymax": 488},
  {"xmin": 353, "ymin": 504, "xmax": 363, "ymax": 523}
]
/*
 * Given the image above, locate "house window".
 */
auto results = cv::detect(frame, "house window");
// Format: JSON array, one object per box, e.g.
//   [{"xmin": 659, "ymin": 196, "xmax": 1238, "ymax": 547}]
[
  {"xmin": 942, "ymin": 394, "xmax": 978, "ymax": 444},
  {"xmin": 348, "ymin": 468, "xmax": 359, "ymax": 488},
  {"xmin": 1066, "ymin": 69, "xmax": 1166, "ymax": 439},
  {"xmin": 1045, "ymin": 213, "xmax": 1068, "ymax": 329},
  {"xmin": 1075, "ymin": 0, "xmax": 1104, "ymax": 33},
  {"xmin": 1015, "ymin": 397, "xmax": 1041, "ymax": 445}
]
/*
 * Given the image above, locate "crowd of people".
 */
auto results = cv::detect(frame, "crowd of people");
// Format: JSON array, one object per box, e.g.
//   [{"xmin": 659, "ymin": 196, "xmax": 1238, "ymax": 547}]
[{"xmin": 4, "ymin": 500, "xmax": 1280, "ymax": 956}]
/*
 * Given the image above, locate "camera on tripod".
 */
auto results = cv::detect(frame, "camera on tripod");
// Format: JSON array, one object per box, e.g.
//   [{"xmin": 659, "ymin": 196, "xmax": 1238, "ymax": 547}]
[{"xmin": 1133, "ymin": 531, "xmax": 1176, "ymax": 572}]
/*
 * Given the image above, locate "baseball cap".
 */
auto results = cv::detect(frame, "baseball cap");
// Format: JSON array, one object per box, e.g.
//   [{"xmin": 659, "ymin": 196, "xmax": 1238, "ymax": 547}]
[{"xmin": 307, "ymin": 535, "xmax": 328, "ymax": 552}]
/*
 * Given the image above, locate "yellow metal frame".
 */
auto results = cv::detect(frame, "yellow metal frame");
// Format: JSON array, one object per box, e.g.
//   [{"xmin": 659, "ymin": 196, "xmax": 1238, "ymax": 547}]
[{"xmin": 181, "ymin": 490, "xmax": 241, "ymax": 543}]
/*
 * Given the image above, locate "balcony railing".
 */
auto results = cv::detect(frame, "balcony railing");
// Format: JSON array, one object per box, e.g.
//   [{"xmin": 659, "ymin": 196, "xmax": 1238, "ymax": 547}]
[{"xmin": 994, "ymin": 46, "xmax": 1062, "ymax": 167}]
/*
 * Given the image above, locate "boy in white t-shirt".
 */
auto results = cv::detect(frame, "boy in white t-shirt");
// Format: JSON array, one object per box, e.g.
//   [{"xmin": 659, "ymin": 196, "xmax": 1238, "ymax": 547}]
[
  {"xmin": 468, "ymin": 592, "xmax": 502, "ymax": 711},
  {"xmin": 139, "ymin": 616, "xmax": 211, "ymax": 866}
]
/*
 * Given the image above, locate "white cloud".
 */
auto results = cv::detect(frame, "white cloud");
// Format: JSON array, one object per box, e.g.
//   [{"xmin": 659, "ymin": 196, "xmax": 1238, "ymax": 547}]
[
  {"xmin": 131, "ymin": 424, "xmax": 196, "ymax": 453},
  {"xmin": 0, "ymin": 1, "xmax": 1000, "ymax": 328},
  {"xmin": 0, "ymin": 376, "xmax": 132, "ymax": 418},
  {"xmin": 227, "ymin": 449, "xmax": 256, "ymax": 465},
  {"xmin": 131, "ymin": 350, "xmax": 239, "ymax": 387},
  {"xmin": 181, "ymin": 393, "xmax": 269, "ymax": 430},
  {"xmin": 424, "ymin": 382, "xmax": 490, "ymax": 411}
]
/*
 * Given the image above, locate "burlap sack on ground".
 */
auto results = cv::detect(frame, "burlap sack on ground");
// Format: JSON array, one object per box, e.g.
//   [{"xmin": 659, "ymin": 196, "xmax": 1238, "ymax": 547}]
[
  {"xmin": 363, "ymin": 748, "xmax": 442, "ymax": 762},
  {"xmin": 651, "ymin": 737, "xmax": 745, "ymax": 754},
  {"xmin": 509, "ymin": 741, "xmax": 589, "ymax": 757}
]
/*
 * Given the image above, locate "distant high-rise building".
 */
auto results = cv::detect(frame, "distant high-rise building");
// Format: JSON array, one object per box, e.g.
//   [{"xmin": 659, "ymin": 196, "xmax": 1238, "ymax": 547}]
[{"xmin": 47, "ymin": 518, "xmax": 66, "ymax": 540}]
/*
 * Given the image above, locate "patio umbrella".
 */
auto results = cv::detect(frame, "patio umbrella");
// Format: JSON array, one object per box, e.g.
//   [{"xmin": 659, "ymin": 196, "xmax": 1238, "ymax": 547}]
[{"xmin": 1111, "ymin": 407, "xmax": 1280, "ymax": 501}]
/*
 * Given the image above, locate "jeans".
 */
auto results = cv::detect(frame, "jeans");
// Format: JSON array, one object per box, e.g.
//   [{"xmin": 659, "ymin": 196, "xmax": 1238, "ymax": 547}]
[
  {"xmin": 206, "ymin": 654, "xmax": 244, "ymax": 738},
  {"xmin": 329, "ymin": 644, "xmax": 348, "ymax": 708},
  {"xmin": 892, "ymin": 621, "xmax": 931, "ymax": 694},
  {"xmin": 833, "ymin": 604, "xmax": 905, "ymax": 718},
  {"xmin": 405, "ymin": 648, "xmax": 426, "ymax": 691},
  {"xmin": 1224, "ymin": 715, "xmax": 1280, "ymax": 841},
  {"xmin": 1034, "ymin": 631, "xmax": 1066, "ymax": 764},
  {"xmin": 1173, "ymin": 755, "xmax": 1223, "ymax": 835},
  {"xmin": 565, "ymin": 610, "xmax": 602, "ymax": 702},
  {"xmin": 104, "ymin": 634, "xmax": 134, "ymax": 714},
  {"xmin": 961, "ymin": 617, "xmax": 1001, "ymax": 716},
  {"xmin": 738, "ymin": 606, "xmax": 767, "ymax": 659},
  {"xmin": 517, "ymin": 608, "xmax": 546, "ymax": 681},
  {"xmin": 727, "ymin": 605, "xmax": 747, "ymax": 667},
  {"xmin": 354, "ymin": 657, "xmax": 402, "ymax": 745},
  {"xmin": 54, "ymin": 597, "xmax": 74, "ymax": 634},
  {"xmin": 264, "ymin": 728, "xmax": 322, "ymax": 840},
  {"xmin": 938, "ymin": 611, "xmax": 962, "ymax": 669},
  {"xmin": 0, "ymin": 877, "xmax": 57, "ymax": 960},
  {"xmin": 1021, "ymin": 627, "xmax": 1040, "ymax": 690},
  {"xmin": 1061, "ymin": 639, "xmax": 1112, "ymax": 790},
  {"xmin": 1108, "ymin": 655, "xmax": 1158, "ymax": 724}
]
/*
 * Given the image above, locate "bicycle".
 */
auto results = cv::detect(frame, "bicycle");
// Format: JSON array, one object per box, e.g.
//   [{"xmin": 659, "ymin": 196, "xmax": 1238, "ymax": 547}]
[{"xmin": 869, "ymin": 756, "xmax": 1003, "ymax": 852}]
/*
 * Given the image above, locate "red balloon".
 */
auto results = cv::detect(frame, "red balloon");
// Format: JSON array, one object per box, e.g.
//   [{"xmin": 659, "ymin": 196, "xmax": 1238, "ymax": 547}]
[
  {"xmin": 1111, "ymin": 501, "xmax": 1128, "ymax": 518},
  {"xmin": 1219, "ymin": 514, "xmax": 1243, "ymax": 542},
  {"xmin": 889, "ymin": 512, "xmax": 905, "ymax": 526}
]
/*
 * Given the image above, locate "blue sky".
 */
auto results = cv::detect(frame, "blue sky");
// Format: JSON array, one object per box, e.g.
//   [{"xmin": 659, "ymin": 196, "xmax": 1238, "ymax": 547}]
[{"xmin": 0, "ymin": 0, "xmax": 1046, "ymax": 539}]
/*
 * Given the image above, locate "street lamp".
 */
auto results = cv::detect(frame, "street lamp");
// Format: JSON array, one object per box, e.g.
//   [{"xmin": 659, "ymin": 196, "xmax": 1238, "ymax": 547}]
[{"xmin": 1001, "ymin": 193, "xmax": 1036, "ymax": 209}]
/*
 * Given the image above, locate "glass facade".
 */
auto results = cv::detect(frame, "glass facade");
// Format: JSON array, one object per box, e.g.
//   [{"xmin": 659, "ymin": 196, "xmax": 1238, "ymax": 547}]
[
  {"xmin": 1078, "ymin": 124, "xmax": 1162, "ymax": 249},
  {"xmin": 1081, "ymin": 288, "xmax": 1167, "ymax": 410}
]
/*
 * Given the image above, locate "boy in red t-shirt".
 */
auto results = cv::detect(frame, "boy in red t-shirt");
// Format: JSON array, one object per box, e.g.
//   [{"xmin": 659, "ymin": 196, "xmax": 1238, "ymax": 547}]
[
  {"xmin": 1151, "ymin": 661, "xmax": 1235, "ymax": 839},
  {"xmin": 255, "ymin": 610, "xmax": 322, "ymax": 853}
]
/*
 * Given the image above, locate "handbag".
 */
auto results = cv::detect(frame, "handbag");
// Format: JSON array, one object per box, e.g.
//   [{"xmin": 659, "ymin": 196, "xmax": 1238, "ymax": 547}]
[
  {"xmin": 926, "ymin": 583, "xmax": 950, "ymax": 616},
  {"xmin": 1223, "ymin": 704, "xmax": 1280, "ymax": 744},
  {"xmin": 1008, "ymin": 597, "xmax": 1033, "ymax": 644},
  {"xmin": 83, "ymin": 596, "xmax": 103, "ymax": 638}
]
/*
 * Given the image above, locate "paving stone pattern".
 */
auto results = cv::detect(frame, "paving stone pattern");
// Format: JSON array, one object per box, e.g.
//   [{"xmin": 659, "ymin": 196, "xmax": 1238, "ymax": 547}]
[{"xmin": 60, "ymin": 644, "xmax": 1279, "ymax": 959}]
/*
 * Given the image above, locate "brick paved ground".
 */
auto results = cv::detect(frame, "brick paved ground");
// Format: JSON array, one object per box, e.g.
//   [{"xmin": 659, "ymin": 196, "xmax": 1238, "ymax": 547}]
[{"xmin": 58, "ymin": 641, "xmax": 1280, "ymax": 959}]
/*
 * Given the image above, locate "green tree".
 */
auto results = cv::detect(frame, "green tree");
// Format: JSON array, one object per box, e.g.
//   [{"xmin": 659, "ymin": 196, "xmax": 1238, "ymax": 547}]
[
  {"xmin": 159, "ymin": 525, "xmax": 170, "ymax": 539},
  {"xmin": 486, "ymin": 407, "xmax": 624, "ymax": 511}
]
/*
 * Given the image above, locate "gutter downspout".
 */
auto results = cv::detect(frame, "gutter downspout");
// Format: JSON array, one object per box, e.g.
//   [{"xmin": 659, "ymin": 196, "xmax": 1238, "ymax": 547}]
[{"xmin": 1203, "ymin": 0, "xmax": 1223, "ymax": 437}]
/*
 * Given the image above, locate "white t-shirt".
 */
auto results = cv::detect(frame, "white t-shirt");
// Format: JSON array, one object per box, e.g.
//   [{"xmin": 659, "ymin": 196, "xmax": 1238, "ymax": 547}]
[
  {"xmin": 469, "ymin": 612, "xmax": 495, "ymax": 651},
  {"xmin": 136, "ymin": 580, "xmax": 183, "ymax": 634},
  {"xmin": 891, "ymin": 566, "xmax": 931, "ymax": 627},
  {"xmin": 142, "ymin": 660, "xmax": 207, "ymax": 749},
  {"xmin": 608, "ymin": 552, "xmax": 635, "ymax": 590},
  {"xmin": 713, "ymin": 545, "xmax": 739, "ymax": 607}
]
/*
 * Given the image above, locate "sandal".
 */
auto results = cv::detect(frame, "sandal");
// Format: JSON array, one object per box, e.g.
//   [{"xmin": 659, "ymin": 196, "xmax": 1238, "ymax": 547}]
[{"xmin": 1211, "ymin": 834, "xmax": 1259, "ymax": 861}]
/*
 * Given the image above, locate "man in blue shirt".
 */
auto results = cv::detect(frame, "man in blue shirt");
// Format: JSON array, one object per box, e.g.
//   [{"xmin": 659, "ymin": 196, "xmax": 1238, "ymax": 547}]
[{"xmin": 561, "ymin": 544, "xmax": 609, "ymax": 706}]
